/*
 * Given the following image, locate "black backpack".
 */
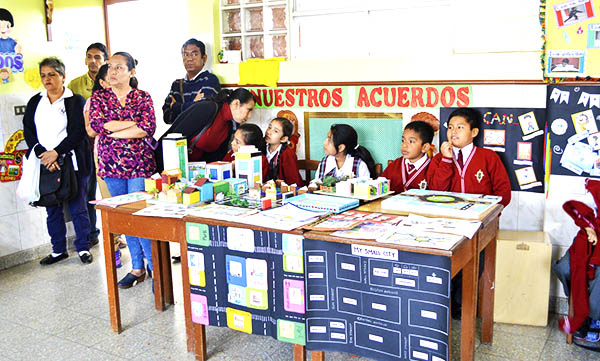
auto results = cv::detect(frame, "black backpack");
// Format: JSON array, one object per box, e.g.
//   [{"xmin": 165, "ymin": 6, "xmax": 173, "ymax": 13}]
[{"xmin": 33, "ymin": 153, "xmax": 78, "ymax": 207}]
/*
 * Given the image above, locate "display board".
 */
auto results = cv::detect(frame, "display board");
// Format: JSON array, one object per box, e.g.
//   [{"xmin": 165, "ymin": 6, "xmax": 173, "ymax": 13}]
[
  {"xmin": 546, "ymin": 85, "xmax": 600, "ymax": 177},
  {"xmin": 440, "ymin": 107, "xmax": 546, "ymax": 193},
  {"xmin": 304, "ymin": 238, "xmax": 451, "ymax": 361},
  {"xmin": 545, "ymin": 0, "xmax": 600, "ymax": 78},
  {"xmin": 305, "ymin": 112, "xmax": 403, "ymax": 167},
  {"xmin": 186, "ymin": 223, "xmax": 306, "ymax": 345}
]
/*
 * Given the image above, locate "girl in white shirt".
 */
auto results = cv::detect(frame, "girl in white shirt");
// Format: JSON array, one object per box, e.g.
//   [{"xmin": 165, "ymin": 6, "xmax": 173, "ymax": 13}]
[{"xmin": 313, "ymin": 124, "xmax": 376, "ymax": 183}]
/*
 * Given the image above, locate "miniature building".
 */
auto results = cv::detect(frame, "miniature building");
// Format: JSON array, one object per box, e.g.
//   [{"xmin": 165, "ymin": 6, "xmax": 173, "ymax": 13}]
[
  {"xmin": 234, "ymin": 145, "xmax": 263, "ymax": 188},
  {"xmin": 183, "ymin": 187, "xmax": 200, "ymax": 205},
  {"xmin": 206, "ymin": 161, "xmax": 233, "ymax": 181},
  {"xmin": 194, "ymin": 178, "xmax": 214, "ymax": 202},
  {"xmin": 225, "ymin": 178, "xmax": 248, "ymax": 196},
  {"xmin": 212, "ymin": 180, "xmax": 230, "ymax": 198},
  {"xmin": 145, "ymin": 174, "xmax": 162, "ymax": 193},
  {"xmin": 188, "ymin": 162, "xmax": 207, "ymax": 181}
]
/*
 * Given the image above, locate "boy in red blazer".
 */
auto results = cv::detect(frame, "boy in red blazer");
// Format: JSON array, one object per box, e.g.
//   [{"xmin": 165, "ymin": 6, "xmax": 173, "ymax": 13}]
[
  {"xmin": 430, "ymin": 108, "xmax": 511, "ymax": 208},
  {"xmin": 381, "ymin": 121, "xmax": 434, "ymax": 193}
]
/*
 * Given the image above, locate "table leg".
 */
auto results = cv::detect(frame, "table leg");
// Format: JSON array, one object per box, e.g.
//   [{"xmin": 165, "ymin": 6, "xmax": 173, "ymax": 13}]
[
  {"xmin": 480, "ymin": 235, "xmax": 497, "ymax": 344},
  {"xmin": 159, "ymin": 242, "xmax": 174, "ymax": 305},
  {"xmin": 193, "ymin": 324, "xmax": 207, "ymax": 361},
  {"xmin": 101, "ymin": 210, "xmax": 121, "ymax": 333},
  {"xmin": 461, "ymin": 247, "xmax": 478, "ymax": 361},
  {"xmin": 293, "ymin": 344, "xmax": 306, "ymax": 361},
  {"xmin": 180, "ymin": 234, "xmax": 198, "ymax": 354},
  {"xmin": 151, "ymin": 239, "xmax": 166, "ymax": 311},
  {"xmin": 311, "ymin": 351, "xmax": 325, "ymax": 361}
]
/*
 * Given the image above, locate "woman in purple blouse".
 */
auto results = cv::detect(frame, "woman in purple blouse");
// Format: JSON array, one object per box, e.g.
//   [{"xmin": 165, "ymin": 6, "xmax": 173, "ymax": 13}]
[{"xmin": 90, "ymin": 52, "xmax": 156, "ymax": 289}]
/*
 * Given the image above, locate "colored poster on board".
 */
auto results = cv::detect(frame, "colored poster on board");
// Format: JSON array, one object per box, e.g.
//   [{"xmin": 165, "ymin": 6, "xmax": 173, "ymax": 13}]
[
  {"xmin": 303, "ymin": 238, "xmax": 450, "ymax": 361},
  {"xmin": 546, "ymin": 85, "xmax": 600, "ymax": 177},
  {"xmin": 187, "ymin": 223, "xmax": 306, "ymax": 345},
  {"xmin": 440, "ymin": 107, "xmax": 546, "ymax": 193}
]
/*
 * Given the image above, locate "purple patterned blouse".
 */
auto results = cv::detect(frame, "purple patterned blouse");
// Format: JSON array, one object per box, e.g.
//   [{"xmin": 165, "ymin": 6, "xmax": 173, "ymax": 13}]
[{"xmin": 89, "ymin": 88, "xmax": 157, "ymax": 179}]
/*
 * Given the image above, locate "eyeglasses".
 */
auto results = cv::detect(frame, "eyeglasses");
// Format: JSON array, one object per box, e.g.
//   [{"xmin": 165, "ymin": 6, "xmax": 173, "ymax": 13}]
[{"xmin": 182, "ymin": 51, "xmax": 201, "ymax": 58}]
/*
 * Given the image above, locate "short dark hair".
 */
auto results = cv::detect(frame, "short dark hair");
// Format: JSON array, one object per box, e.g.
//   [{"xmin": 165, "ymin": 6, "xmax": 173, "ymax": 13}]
[
  {"xmin": 404, "ymin": 120, "xmax": 434, "ymax": 145},
  {"xmin": 562, "ymin": 58, "xmax": 570, "ymax": 64},
  {"xmin": 0, "ymin": 9, "xmax": 14, "ymax": 27},
  {"xmin": 181, "ymin": 38, "xmax": 206, "ymax": 56},
  {"xmin": 87, "ymin": 42, "xmax": 109, "ymax": 61},
  {"xmin": 448, "ymin": 108, "xmax": 482, "ymax": 131},
  {"xmin": 92, "ymin": 64, "xmax": 109, "ymax": 93},
  {"xmin": 39, "ymin": 57, "xmax": 66, "ymax": 77}
]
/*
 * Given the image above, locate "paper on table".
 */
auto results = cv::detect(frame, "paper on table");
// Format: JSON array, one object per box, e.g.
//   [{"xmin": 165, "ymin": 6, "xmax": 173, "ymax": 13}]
[
  {"xmin": 396, "ymin": 214, "xmax": 482, "ymax": 239},
  {"xmin": 235, "ymin": 203, "xmax": 329, "ymax": 231},
  {"xmin": 133, "ymin": 203, "xmax": 188, "ymax": 218},
  {"xmin": 186, "ymin": 203, "xmax": 259, "ymax": 221},
  {"xmin": 377, "ymin": 231, "xmax": 464, "ymax": 251},
  {"xmin": 91, "ymin": 192, "xmax": 153, "ymax": 208},
  {"xmin": 331, "ymin": 222, "xmax": 395, "ymax": 240}
]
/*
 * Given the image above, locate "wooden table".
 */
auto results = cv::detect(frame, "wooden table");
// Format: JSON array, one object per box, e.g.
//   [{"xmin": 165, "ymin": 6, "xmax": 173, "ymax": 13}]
[
  {"xmin": 99, "ymin": 200, "xmax": 500, "ymax": 361},
  {"xmin": 98, "ymin": 201, "xmax": 307, "ymax": 361}
]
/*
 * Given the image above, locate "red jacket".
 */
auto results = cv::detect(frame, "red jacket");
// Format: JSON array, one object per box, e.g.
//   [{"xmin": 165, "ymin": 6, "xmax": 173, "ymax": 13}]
[
  {"xmin": 190, "ymin": 103, "xmax": 233, "ymax": 161},
  {"xmin": 267, "ymin": 145, "xmax": 304, "ymax": 186},
  {"xmin": 429, "ymin": 146, "xmax": 511, "ymax": 208},
  {"xmin": 381, "ymin": 156, "xmax": 432, "ymax": 193},
  {"xmin": 561, "ymin": 179, "xmax": 600, "ymax": 332}
]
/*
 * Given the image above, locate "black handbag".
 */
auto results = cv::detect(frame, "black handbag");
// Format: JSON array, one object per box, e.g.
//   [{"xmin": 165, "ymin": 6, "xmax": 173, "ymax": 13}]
[{"xmin": 33, "ymin": 153, "xmax": 78, "ymax": 207}]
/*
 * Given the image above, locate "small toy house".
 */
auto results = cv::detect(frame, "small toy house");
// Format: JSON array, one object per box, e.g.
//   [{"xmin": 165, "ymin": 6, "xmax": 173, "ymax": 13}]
[
  {"xmin": 206, "ymin": 161, "xmax": 233, "ymax": 181},
  {"xmin": 167, "ymin": 188, "xmax": 182, "ymax": 203},
  {"xmin": 234, "ymin": 145, "xmax": 263, "ymax": 188},
  {"xmin": 336, "ymin": 180, "xmax": 352, "ymax": 196},
  {"xmin": 188, "ymin": 162, "xmax": 206, "ymax": 181},
  {"xmin": 194, "ymin": 178, "xmax": 214, "ymax": 202},
  {"xmin": 212, "ymin": 180, "xmax": 230, "ymax": 198},
  {"xmin": 161, "ymin": 168, "xmax": 181, "ymax": 187},
  {"xmin": 158, "ymin": 191, "xmax": 168, "ymax": 202},
  {"xmin": 261, "ymin": 197, "xmax": 272, "ymax": 210},
  {"xmin": 353, "ymin": 180, "xmax": 371, "ymax": 198},
  {"xmin": 145, "ymin": 173, "xmax": 162, "ymax": 193},
  {"xmin": 183, "ymin": 187, "xmax": 200, "ymax": 205},
  {"xmin": 248, "ymin": 187, "xmax": 261, "ymax": 199},
  {"xmin": 225, "ymin": 178, "xmax": 247, "ymax": 196}
]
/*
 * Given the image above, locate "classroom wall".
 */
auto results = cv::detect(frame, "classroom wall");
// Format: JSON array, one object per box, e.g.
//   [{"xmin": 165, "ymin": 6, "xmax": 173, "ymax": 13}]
[{"xmin": 0, "ymin": 0, "xmax": 104, "ymax": 267}]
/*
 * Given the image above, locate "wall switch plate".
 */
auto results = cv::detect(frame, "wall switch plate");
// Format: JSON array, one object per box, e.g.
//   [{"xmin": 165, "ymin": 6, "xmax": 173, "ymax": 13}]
[{"xmin": 14, "ymin": 105, "xmax": 26, "ymax": 116}]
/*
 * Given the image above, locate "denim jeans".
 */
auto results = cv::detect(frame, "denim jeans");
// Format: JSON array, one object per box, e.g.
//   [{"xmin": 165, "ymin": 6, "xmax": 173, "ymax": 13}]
[
  {"xmin": 45, "ymin": 172, "xmax": 91, "ymax": 254},
  {"xmin": 103, "ymin": 177, "xmax": 153, "ymax": 271}
]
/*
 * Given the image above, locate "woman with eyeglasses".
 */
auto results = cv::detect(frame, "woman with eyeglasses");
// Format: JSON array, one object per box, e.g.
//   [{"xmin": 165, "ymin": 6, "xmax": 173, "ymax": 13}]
[{"xmin": 89, "ymin": 51, "xmax": 156, "ymax": 289}]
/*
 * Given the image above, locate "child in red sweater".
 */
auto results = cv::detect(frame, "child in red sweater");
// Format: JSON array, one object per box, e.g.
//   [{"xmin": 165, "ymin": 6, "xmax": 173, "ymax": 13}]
[
  {"xmin": 381, "ymin": 120, "xmax": 434, "ymax": 193},
  {"xmin": 430, "ymin": 108, "xmax": 511, "ymax": 208},
  {"xmin": 265, "ymin": 117, "xmax": 303, "ymax": 186},
  {"xmin": 223, "ymin": 123, "xmax": 268, "ymax": 181},
  {"xmin": 430, "ymin": 108, "xmax": 511, "ymax": 319}
]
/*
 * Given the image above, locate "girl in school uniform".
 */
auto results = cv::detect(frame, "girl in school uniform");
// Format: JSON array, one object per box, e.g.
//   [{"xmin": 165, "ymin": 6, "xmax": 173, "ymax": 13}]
[
  {"xmin": 265, "ymin": 117, "xmax": 304, "ymax": 186},
  {"xmin": 312, "ymin": 124, "xmax": 377, "ymax": 183},
  {"xmin": 223, "ymin": 123, "xmax": 269, "ymax": 181}
]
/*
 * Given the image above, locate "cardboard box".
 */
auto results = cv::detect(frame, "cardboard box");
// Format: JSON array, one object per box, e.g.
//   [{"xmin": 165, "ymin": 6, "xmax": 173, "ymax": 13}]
[{"xmin": 493, "ymin": 230, "xmax": 551, "ymax": 326}]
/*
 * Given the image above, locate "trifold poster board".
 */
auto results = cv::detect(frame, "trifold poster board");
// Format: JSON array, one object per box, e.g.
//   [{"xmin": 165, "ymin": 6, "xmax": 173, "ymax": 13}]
[
  {"xmin": 440, "ymin": 107, "xmax": 546, "ymax": 193},
  {"xmin": 303, "ymin": 239, "xmax": 450, "ymax": 361},
  {"xmin": 186, "ymin": 222, "xmax": 306, "ymax": 344},
  {"xmin": 546, "ymin": 85, "xmax": 600, "ymax": 178},
  {"xmin": 186, "ymin": 221, "xmax": 451, "ymax": 360}
]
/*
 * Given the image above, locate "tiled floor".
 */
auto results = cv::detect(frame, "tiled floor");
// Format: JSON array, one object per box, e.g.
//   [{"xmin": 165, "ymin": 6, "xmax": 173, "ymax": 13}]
[{"xmin": 0, "ymin": 243, "xmax": 599, "ymax": 361}]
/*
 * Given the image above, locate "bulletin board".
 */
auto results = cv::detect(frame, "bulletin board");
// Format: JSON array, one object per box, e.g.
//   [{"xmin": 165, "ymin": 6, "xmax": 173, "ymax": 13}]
[
  {"xmin": 545, "ymin": 0, "xmax": 600, "ymax": 78},
  {"xmin": 440, "ymin": 108, "xmax": 547, "ymax": 193},
  {"xmin": 546, "ymin": 85, "xmax": 600, "ymax": 177},
  {"xmin": 304, "ymin": 112, "xmax": 403, "ymax": 167}
]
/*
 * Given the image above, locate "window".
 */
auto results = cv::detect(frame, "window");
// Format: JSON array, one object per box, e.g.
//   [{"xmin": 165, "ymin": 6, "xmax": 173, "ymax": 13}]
[{"xmin": 220, "ymin": 0, "xmax": 290, "ymax": 60}]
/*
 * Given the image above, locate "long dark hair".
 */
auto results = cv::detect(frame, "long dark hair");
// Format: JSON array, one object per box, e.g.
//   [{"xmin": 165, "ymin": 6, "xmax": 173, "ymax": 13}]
[
  {"xmin": 330, "ymin": 124, "xmax": 377, "ymax": 178},
  {"xmin": 210, "ymin": 88, "xmax": 255, "ymax": 105},
  {"xmin": 112, "ymin": 51, "xmax": 138, "ymax": 89},
  {"xmin": 238, "ymin": 123, "xmax": 266, "ymax": 154},
  {"xmin": 91, "ymin": 64, "xmax": 108, "ymax": 93},
  {"xmin": 267, "ymin": 117, "xmax": 294, "ymax": 181}
]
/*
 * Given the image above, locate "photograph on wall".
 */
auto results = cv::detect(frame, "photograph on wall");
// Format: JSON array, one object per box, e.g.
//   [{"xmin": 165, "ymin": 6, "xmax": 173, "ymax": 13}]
[
  {"xmin": 440, "ymin": 107, "xmax": 546, "ymax": 193},
  {"xmin": 547, "ymin": 51, "xmax": 586, "ymax": 76},
  {"xmin": 587, "ymin": 23, "xmax": 600, "ymax": 48},
  {"xmin": 553, "ymin": 0, "xmax": 595, "ymax": 28},
  {"xmin": 547, "ymin": 84, "xmax": 600, "ymax": 178}
]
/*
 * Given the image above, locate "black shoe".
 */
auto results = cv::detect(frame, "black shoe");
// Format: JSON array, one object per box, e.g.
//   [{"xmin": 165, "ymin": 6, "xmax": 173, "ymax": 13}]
[
  {"xmin": 79, "ymin": 252, "xmax": 93, "ymax": 264},
  {"xmin": 40, "ymin": 253, "xmax": 68, "ymax": 265},
  {"xmin": 118, "ymin": 272, "xmax": 146, "ymax": 289},
  {"xmin": 89, "ymin": 238, "xmax": 99, "ymax": 248},
  {"xmin": 172, "ymin": 256, "xmax": 181, "ymax": 264},
  {"xmin": 146, "ymin": 264, "xmax": 153, "ymax": 279}
]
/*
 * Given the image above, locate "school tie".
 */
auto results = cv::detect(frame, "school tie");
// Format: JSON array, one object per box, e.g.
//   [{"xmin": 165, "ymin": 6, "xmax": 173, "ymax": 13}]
[
  {"xmin": 407, "ymin": 162, "xmax": 415, "ymax": 172},
  {"xmin": 457, "ymin": 150, "xmax": 464, "ymax": 168}
]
